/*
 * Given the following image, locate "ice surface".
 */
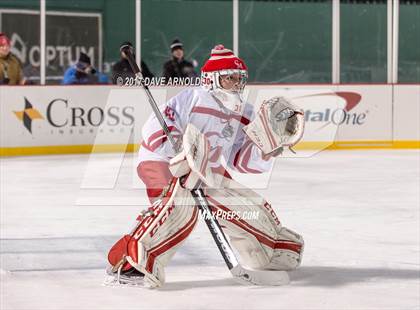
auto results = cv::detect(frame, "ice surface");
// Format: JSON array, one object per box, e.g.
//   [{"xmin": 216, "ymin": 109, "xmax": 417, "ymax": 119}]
[{"xmin": 1, "ymin": 150, "xmax": 419, "ymax": 310}]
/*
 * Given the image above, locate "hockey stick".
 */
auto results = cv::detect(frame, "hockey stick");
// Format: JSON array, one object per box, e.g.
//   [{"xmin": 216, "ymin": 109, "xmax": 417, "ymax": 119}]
[{"xmin": 121, "ymin": 45, "xmax": 289, "ymax": 286}]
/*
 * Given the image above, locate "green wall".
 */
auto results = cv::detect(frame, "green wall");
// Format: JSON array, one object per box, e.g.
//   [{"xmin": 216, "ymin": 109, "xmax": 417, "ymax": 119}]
[
  {"xmin": 341, "ymin": 1, "xmax": 387, "ymax": 83},
  {"xmin": 399, "ymin": 1, "xmax": 420, "ymax": 82},
  {"xmin": 141, "ymin": 0, "xmax": 233, "ymax": 77},
  {"xmin": 239, "ymin": 0, "xmax": 332, "ymax": 83},
  {"xmin": 1, "ymin": 0, "xmax": 419, "ymax": 82},
  {"xmin": 0, "ymin": 0, "xmax": 135, "ymax": 66}
]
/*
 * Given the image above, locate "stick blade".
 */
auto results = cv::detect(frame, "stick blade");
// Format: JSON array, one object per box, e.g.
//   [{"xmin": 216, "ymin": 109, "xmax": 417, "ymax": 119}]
[{"xmin": 230, "ymin": 265, "xmax": 290, "ymax": 286}]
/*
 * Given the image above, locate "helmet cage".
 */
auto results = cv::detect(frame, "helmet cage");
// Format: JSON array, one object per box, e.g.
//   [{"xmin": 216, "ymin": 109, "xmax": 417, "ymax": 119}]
[{"xmin": 201, "ymin": 69, "xmax": 248, "ymax": 95}]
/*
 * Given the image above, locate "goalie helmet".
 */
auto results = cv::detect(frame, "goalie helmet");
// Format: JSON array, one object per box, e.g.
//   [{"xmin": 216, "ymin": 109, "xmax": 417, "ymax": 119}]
[{"xmin": 201, "ymin": 45, "xmax": 248, "ymax": 113}]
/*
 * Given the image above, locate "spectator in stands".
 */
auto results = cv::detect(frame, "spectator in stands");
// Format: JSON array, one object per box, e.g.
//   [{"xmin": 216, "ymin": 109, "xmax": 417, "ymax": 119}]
[
  {"xmin": 162, "ymin": 38, "xmax": 197, "ymax": 81},
  {"xmin": 112, "ymin": 41, "xmax": 154, "ymax": 85},
  {"xmin": 62, "ymin": 52, "xmax": 108, "ymax": 85},
  {"xmin": 0, "ymin": 33, "xmax": 25, "ymax": 85}
]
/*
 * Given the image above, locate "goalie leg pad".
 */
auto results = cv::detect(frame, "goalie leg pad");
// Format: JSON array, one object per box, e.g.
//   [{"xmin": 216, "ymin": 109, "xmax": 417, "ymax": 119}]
[
  {"xmin": 108, "ymin": 177, "xmax": 198, "ymax": 287},
  {"xmin": 206, "ymin": 177, "xmax": 304, "ymax": 271},
  {"xmin": 264, "ymin": 226, "xmax": 304, "ymax": 270},
  {"xmin": 141, "ymin": 187, "xmax": 198, "ymax": 282}
]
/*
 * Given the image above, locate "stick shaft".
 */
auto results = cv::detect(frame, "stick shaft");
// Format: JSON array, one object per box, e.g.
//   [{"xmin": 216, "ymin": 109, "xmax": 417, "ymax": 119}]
[
  {"xmin": 121, "ymin": 47, "xmax": 238, "ymax": 271},
  {"xmin": 123, "ymin": 48, "xmax": 178, "ymax": 149}
]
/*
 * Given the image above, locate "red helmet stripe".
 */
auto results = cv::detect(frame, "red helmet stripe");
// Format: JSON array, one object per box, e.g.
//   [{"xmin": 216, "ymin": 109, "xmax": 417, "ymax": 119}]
[
  {"xmin": 202, "ymin": 45, "xmax": 247, "ymax": 73},
  {"xmin": 210, "ymin": 52, "xmax": 234, "ymax": 57}
]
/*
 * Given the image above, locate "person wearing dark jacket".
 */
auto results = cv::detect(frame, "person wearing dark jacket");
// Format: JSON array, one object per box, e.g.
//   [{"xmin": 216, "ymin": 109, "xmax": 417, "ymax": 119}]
[
  {"xmin": 112, "ymin": 41, "xmax": 154, "ymax": 85},
  {"xmin": 162, "ymin": 39, "xmax": 197, "ymax": 81}
]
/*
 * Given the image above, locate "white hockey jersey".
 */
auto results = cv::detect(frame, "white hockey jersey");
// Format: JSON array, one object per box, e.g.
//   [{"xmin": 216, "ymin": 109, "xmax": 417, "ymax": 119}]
[{"xmin": 138, "ymin": 87, "xmax": 273, "ymax": 174}]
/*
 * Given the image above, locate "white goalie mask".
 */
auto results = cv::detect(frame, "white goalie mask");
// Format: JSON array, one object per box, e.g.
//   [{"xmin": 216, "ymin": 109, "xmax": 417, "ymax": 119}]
[{"xmin": 201, "ymin": 45, "xmax": 248, "ymax": 113}]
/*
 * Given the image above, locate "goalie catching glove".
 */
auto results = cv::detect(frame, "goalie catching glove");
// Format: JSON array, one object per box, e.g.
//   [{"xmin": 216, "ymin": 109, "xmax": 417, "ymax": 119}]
[{"xmin": 243, "ymin": 96, "xmax": 304, "ymax": 157}]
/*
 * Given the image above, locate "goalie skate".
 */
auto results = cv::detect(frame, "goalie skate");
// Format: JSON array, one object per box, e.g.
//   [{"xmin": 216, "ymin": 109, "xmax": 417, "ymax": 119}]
[{"xmin": 103, "ymin": 265, "xmax": 146, "ymax": 287}]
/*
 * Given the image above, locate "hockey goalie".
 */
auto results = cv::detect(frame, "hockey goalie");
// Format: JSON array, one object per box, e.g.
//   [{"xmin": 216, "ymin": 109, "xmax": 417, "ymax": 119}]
[{"xmin": 106, "ymin": 45, "xmax": 305, "ymax": 288}]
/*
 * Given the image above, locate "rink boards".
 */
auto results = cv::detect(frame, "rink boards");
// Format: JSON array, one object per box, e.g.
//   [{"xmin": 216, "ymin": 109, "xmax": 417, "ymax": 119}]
[{"xmin": 0, "ymin": 84, "xmax": 419, "ymax": 156}]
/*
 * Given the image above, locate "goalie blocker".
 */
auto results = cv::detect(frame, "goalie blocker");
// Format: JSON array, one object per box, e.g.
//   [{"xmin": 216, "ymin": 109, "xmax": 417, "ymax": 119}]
[{"xmin": 107, "ymin": 124, "xmax": 304, "ymax": 287}]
